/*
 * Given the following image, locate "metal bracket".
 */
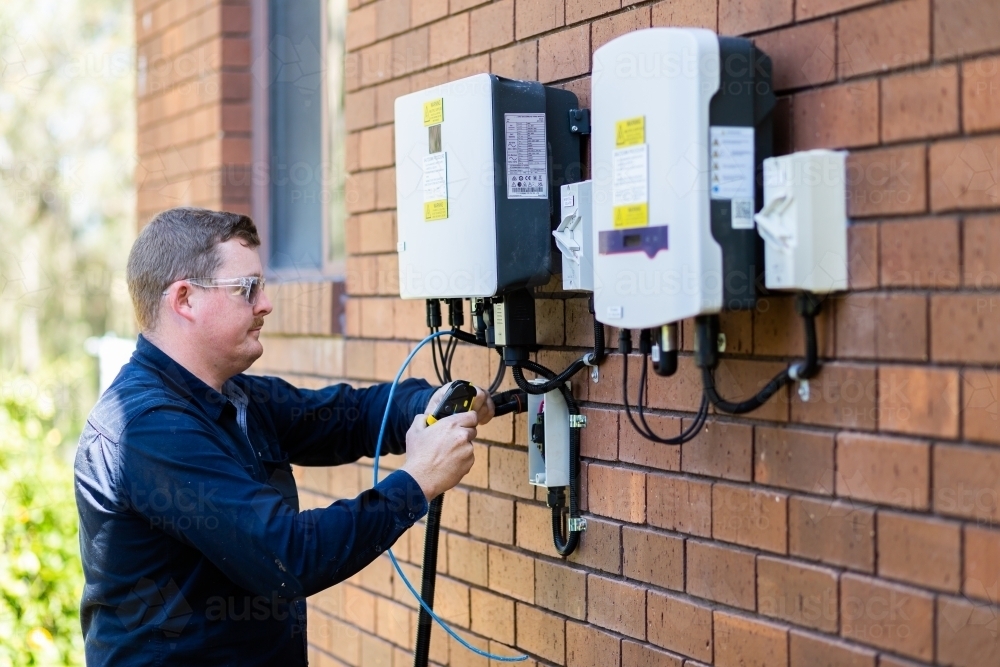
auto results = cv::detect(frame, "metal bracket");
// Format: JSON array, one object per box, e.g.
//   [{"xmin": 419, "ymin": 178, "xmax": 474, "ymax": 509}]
[
  {"xmin": 717, "ymin": 333, "xmax": 727, "ymax": 353},
  {"xmin": 797, "ymin": 379, "xmax": 811, "ymax": 402},
  {"xmin": 590, "ymin": 366, "xmax": 599, "ymax": 383},
  {"xmin": 569, "ymin": 414, "xmax": 588, "ymax": 429},
  {"xmin": 568, "ymin": 108, "xmax": 591, "ymax": 135},
  {"xmin": 567, "ymin": 517, "xmax": 588, "ymax": 532}
]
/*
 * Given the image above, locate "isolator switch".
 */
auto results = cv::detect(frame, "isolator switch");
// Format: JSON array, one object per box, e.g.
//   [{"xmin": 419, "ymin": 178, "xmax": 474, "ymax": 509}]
[
  {"xmin": 554, "ymin": 181, "xmax": 594, "ymax": 291},
  {"xmin": 754, "ymin": 150, "xmax": 848, "ymax": 293},
  {"xmin": 394, "ymin": 73, "xmax": 581, "ymax": 299},
  {"xmin": 526, "ymin": 381, "xmax": 570, "ymax": 489}
]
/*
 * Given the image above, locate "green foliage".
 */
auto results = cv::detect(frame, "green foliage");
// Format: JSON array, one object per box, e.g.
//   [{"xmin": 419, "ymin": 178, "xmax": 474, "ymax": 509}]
[{"xmin": 0, "ymin": 364, "xmax": 88, "ymax": 667}]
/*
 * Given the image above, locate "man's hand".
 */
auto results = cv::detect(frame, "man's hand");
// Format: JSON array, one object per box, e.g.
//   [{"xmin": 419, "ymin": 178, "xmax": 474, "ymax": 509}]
[
  {"xmin": 426, "ymin": 383, "xmax": 495, "ymax": 426},
  {"xmin": 401, "ymin": 411, "xmax": 477, "ymax": 501}
]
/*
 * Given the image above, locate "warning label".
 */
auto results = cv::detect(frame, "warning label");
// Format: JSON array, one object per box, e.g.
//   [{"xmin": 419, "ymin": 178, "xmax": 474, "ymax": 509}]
[
  {"xmin": 505, "ymin": 113, "xmax": 548, "ymax": 199},
  {"xmin": 612, "ymin": 144, "xmax": 649, "ymax": 229},
  {"xmin": 423, "ymin": 152, "xmax": 448, "ymax": 221},
  {"xmin": 710, "ymin": 126, "xmax": 755, "ymax": 229}
]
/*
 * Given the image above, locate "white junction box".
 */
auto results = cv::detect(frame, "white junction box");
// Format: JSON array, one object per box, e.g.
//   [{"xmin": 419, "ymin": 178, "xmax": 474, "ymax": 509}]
[
  {"xmin": 754, "ymin": 150, "xmax": 848, "ymax": 293},
  {"xmin": 590, "ymin": 28, "xmax": 775, "ymax": 329},
  {"xmin": 553, "ymin": 181, "xmax": 594, "ymax": 291},
  {"xmin": 394, "ymin": 73, "xmax": 581, "ymax": 300},
  {"xmin": 526, "ymin": 381, "xmax": 570, "ymax": 489}
]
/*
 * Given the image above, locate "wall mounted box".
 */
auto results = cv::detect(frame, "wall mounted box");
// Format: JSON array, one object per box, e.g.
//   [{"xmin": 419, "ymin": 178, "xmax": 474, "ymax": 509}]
[
  {"xmin": 554, "ymin": 180, "xmax": 595, "ymax": 292},
  {"xmin": 590, "ymin": 28, "xmax": 775, "ymax": 329},
  {"xmin": 394, "ymin": 73, "xmax": 581, "ymax": 300}
]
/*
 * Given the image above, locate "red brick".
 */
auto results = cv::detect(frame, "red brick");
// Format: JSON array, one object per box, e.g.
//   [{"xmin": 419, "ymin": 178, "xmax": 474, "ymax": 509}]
[
  {"xmin": 567, "ymin": 516, "xmax": 621, "ymax": 574},
  {"xmin": 846, "ymin": 145, "xmax": 927, "ymax": 218},
  {"xmin": 343, "ymin": 584, "xmax": 377, "ymax": 632},
  {"xmin": 359, "ymin": 125, "xmax": 394, "ymax": 169},
  {"xmin": 713, "ymin": 611, "xmax": 788, "ymax": 667},
  {"xmin": 622, "ymin": 640, "xmax": 683, "ymax": 667},
  {"xmin": 591, "ymin": 7, "xmax": 650, "ymax": 55},
  {"xmin": 930, "ymin": 135, "xmax": 1000, "ymax": 211},
  {"xmin": 793, "ymin": 82, "xmax": 879, "ymax": 151},
  {"xmin": 754, "ymin": 426, "xmax": 835, "ymax": 494},
  {"xmin": 789, "ymin": 631, "xmax": 875, "ymax": 667},
  {"xmin": 930, "ymin": 294, "xmax": 1000, "ymax": 364},
  {"xmin": 795, "ymin": 0, "xmax": 874, "ymax": 20},
  {"xmin": 838, "ymin": 0, "xmax": 929, "ymax": 79},
  {"xmin": 712, "ymin": 484, "xmax": 788, "ymax": 553},
  {"xmin": 411, "ymin": 0, "xmax": 447, "ymax": 27},
  {"xmin": 451, "ymin": 0, "xmax": 490, "ymax": 11},
  {"xmin": 469, "ymin": 491, "xmax": 513, "ymax": 543},
  {"xmin": 789, "ymin": 496, "xmax": 875, "ymax": 572},
  {"xmin": 618, "ymin": 411, "xmax": 681, "ymax": 472},
  {"xmin": 933, "ymin": 444, "xmax": 1000, "ymax": 523},
  {"xmin": 753, "ymin": 20, "xmax": 836, "ymax": 91},
  {"xmin": 377, "ymin": 596, "xmax": 412, "ymax": 647},
  {"xmin": 880, "ymin": 217, "xmax": 960, "ymax": 287},
  {"xmin": 538, "ymin": 25, "xmax": 589, "ymax": 83},
  {"xmin": 428, "ymin": 13, "xmax": 468, "ymax": 66},
  {"xmin": 579, "ymin": 407, "xmax": 618, "ymax": 461},
  {"xmin": 490, "ymin": 40, "xmax": 537, "ymax": 80},
  {"xmin": 963, "ymin": 56, "xmax": 1000, "ymax": 133},
  {"xmin": 937, "ymin": 595, "xmax": 1000, "ymax": 667},
  {"xmin": 535, "ymin": 559, "xmax": 587, "ymax": 620},
  {"xmin": 878, "ymin": 365, "xmax": 960, "ymax": 439},
  {"xmin": 565, "ymin": 0, "xmax": 619, "ymax": 23},
  {"xmin": 758, "ymin": 557, "xmax": 839, "ymax": 632},
  {"xmin": 347, "ymin": 3, "xmax": 377, "ymax": 51},
  {"xmin": 965, "ymin": 525, "xmax": 1000, "ymax": 601},
  {"xmin": 515, "ymin": 603, "xmax": 565, "ymax": 665},
  {"xmin": 964, "ymin": 215, "xmax": 1000, "ymax": 287},
  {"xmin": 873, "ymin": 294, "xmax": 928, "ymax": 361},
  {"xmin": 961, "ymin": 366, "xmax": 1000, "ymax": 445},
  {"xmin": 514, "ymin": 0, "xmax": 564, "ymax": 39},
  {"xmin": 647, "ymin": 591, "xmax": 713, "ymax": 663},
  {"xmin": 718, "ymin": 0, "xmax": 792, "ymax": 35},
  {"xmin": 680, "ymin": 420, "xmax": 753, "ymax": 481},
  {"xmin": 623, "ymin": 526, "xmax": 684, "ymax": 591},
  {"xmin": 881, "ymin": 65, "xmax": 958, "ymax": 142},
  {"xmin": 790, "ymin": 363, "xmax": 877, "ymax": 431},
  {"xmin": 361, "ymin": 634, "xmax": 393, "ymax": 665},
  {"xmin": 469, "ymin": 0, "xmax": 513, "ymax": 54},
  {"xmin": 840, "ymin": 574, "xmax": 933, "ymax": 660},
  {"xmin": 710, "ymin": 359, "xmax": 790, "ymax": 423},
  {"xmin": 753, "ymin": 294, "xmax": 832, "ymax": 360},
  {"xmin": 933, "ymin": 0, "xmax": 1000, "ymax": 59},
  {"xmin": 686, "ymin": 540, "xmax": 756, "ymax": 610},
  {"xmin": 643, "ymin": 356, "xmax": 705, "ymax": 413},
  {"xmin": 837, "ymin": 432, "xmax": 929, "ymax": 509},
  {"xmin": 587, "ymin": 575, "xmax": 646, "ymax": 640},
  {"xmin": 346, "ymin": 170, "xmax": 376, "ymax": 214},
  {"xmin": 646, "ymin": 474, "xmax": 711, "ymax": 537},
  {"xmin": 376, "ymin": 0, "xmax": 410, "ymax": 39},
  {"xmin": 588, "ymin": 463, "xmax": 645, "ymax": 523},
  {"xmin": 488, "ymin": 446, "xmax": 533, "ymax": 499},
  {"xmin": 488, "ymin": 546, "xmax": 533, "ymax": 603},
  {"xmin": 470, "ymin": 588, "xmax": 513, "ymax": 644},
  {"xmin": 877, "ymin": 656, "xmax": 926, "ymax": 667},
  {"xmin": 878, "ymin": 511, "xmax": 960, "ymax": 592},
  {"xmin": 848, "ymin": 223, "xmax": 879, "ymax": 289},
  {"xmin": 566, "ymin": 622, "xmax": 620, "ymax": 667},
  {"xmin": 651, "ymin": 0, "xmax": 717, "ymax": 30},
  {"xmin": 392, "ymin": 27, "xmax": 429, "ymax": 77},
  {"xmin": 447, "ymin": 533, "xmax": 487, "ymax": 585}
]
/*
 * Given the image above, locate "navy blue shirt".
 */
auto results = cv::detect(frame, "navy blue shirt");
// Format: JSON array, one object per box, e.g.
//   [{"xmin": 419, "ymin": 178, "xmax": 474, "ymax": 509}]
[{"xmin": 75, "ymin": 335, "xmax": 434, "ymax": 666}]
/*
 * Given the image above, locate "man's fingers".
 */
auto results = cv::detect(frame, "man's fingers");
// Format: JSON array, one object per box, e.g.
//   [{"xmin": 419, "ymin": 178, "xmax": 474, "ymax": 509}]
[{"xmin": 441, "ymin": 410, "xmax": 479, "ymax": 427}]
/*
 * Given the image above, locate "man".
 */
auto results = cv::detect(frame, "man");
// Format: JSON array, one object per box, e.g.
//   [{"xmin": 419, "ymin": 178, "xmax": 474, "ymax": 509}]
[{"xmin": 75, "ymin": 207, "xmax": 491, "ymax": 665}]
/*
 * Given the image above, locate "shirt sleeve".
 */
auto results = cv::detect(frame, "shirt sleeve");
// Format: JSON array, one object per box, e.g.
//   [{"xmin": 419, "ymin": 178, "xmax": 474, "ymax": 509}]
[
  {"xmin": 119, "ymin": 408, "xmax": 429, "ymax": 600},
  {"xmin": 240, "ymin": 375, "xmax": 437, "ymax": 467}
]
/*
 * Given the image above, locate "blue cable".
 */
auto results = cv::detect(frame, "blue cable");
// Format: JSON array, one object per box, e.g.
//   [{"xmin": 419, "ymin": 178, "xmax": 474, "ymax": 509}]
[{"xmin": 372, "ymin": 330, "xmax": 529, "ymax": 663}]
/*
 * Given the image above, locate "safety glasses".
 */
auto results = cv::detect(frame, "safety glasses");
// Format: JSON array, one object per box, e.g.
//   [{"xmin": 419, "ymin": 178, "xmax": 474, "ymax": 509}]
[{"xmin": 162, "ymin": 276, "xmax": 266, "ymax": 306}]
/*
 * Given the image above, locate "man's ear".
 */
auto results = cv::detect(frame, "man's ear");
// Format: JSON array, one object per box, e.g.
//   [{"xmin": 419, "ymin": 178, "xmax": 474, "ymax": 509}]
[{"xmin": 162, "ymin": 282, "xmax": 199, "ymax": 325}]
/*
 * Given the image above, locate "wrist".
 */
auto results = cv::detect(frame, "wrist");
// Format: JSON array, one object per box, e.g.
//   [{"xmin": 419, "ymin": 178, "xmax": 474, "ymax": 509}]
[{"xmin": 401, "ymin": 463, "xmax": 436, "ymax": 501}]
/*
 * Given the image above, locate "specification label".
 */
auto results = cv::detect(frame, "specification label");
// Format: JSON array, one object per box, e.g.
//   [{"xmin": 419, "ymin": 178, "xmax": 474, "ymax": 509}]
[
  {"xmin": 710, "ymin": 126, "xmax": 755, "ymax": 229},
  {"xmin": 423, "ymin": 152, "xmax": 448, "ymax": 221},
  {"xmin": 505, "ymin": 113, "xmax": 548, "ymax": 199}
]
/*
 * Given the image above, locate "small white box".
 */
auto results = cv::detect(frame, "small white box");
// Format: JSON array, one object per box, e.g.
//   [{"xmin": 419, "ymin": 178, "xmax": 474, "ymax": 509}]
[
  {"xmin": 553, "ymin": 181, "xmax": 594, "ymax": 291},
  {"xmin": 755, "ymin": 150, "xmax": 848, "ymax": 294}
]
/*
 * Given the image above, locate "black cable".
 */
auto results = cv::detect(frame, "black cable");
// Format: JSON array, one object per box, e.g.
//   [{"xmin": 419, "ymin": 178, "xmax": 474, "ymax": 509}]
[
  {"xmin": 429, "ymin": 328, "xmax": 447, "ymax": 385},
  {"xmin": 487, "ymin": 349, "xmax": 506, "ymax": 394},
  {"xmin": 621, "ymin": 346, "xmax": 707, "ymax": 445},
  {"xmin": 413, "ymin": 493, "xmax": 444, "ymax": 667}
]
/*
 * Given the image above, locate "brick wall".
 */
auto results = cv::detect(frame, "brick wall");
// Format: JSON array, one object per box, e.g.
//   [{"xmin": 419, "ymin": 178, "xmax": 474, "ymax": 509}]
[{"xmin": 135, "ymin": 0, "xmax": 1000, "ymax": 666}]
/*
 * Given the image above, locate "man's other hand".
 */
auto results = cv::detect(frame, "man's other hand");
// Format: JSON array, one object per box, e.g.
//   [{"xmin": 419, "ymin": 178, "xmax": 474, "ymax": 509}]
[
  {"xmin": 402, "ymin": 410, "xmax": 477, "ymax": 501},
  {"xmin": 426, "ymin": 383, "xmax": 495, "ymax": 426}
]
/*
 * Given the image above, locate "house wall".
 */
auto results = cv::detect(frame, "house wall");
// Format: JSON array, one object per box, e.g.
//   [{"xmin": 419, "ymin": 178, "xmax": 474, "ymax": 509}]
[{"xmin": 135, "ymin": 0, "xmax": 1000, "ymax": 666}]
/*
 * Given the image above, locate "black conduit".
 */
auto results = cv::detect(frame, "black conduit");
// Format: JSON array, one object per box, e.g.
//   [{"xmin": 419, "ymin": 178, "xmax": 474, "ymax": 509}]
[{"xmin": 412, "ymin": 493, "xmax": 444, "ymax": 667}]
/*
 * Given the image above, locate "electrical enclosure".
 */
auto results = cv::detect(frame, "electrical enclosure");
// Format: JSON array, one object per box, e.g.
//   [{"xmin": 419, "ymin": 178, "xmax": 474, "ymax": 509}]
[
  {"xmin": 554, "ymin": 181, "xmax": 595, "ymax": 291},
  {"xmin": 590, "ymin": 28, "xmax": 775, "ymax": 329},
  {"xmin": 526, "ymin": 381, "xmax": 570, "ymax": 489},
  {"xmin": 754, "ymin": 150, "xmax": 848, "ymax": 293},
  {"xmin": 395, "ymin": 73, "xmax": 581, "ymax": 299}
]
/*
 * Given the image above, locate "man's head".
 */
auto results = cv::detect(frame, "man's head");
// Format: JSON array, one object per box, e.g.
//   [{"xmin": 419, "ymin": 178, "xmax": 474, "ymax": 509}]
[{"xmin": 127, "ymin": 207, "xmax": 273, "ymax": 380}]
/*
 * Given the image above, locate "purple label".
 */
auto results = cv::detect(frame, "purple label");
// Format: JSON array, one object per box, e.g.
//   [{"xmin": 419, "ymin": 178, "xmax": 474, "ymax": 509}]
[{"xmin": 598, "ymin": 226, "xmax": 668, "ymax": 259}]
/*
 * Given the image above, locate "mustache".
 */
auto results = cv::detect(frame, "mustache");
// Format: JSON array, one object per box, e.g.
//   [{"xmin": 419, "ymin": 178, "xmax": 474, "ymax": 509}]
[{"xmin": 251, "ymin": 318, "xmax": 265, "ymax": 330}]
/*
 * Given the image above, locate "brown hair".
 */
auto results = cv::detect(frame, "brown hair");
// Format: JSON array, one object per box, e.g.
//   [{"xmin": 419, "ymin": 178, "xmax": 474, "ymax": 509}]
[{"xmin": 126, "ymin": 207, "xmax": 261, "ymax": 331}]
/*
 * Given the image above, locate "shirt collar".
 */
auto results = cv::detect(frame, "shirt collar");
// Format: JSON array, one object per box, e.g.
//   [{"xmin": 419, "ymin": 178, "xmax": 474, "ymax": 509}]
[{"xmin": 132, "ymin": 334, "xmax": 232, "ymax": 421}]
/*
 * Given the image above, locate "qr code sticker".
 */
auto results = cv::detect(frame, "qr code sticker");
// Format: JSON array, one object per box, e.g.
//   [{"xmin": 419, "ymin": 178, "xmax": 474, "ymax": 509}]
[{"xmin": 732, "ymin": 198, "xmax": 754, "ymax": 229}]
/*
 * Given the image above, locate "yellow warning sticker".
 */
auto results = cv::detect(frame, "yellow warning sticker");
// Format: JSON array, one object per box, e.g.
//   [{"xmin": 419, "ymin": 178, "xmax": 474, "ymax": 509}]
[
  {"xmin": 424, "ymin": 200, "xmax": 448, "ymax": 221},
  {"xmin": 613, "ymin": 203, "xmax": 648, "ymax": 229},
  {"xmin": 615, "ymin": 116, "xmax": 645, "ymax": 148},
  {"xmin": 423, "ymin": 98, "xmax": 444, "ymax": 126}
]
